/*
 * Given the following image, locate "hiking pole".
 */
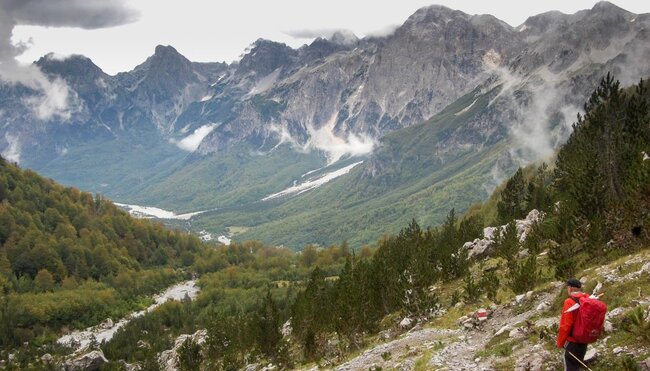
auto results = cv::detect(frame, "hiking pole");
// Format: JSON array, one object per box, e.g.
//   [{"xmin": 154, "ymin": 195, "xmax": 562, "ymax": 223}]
[{"xmin": 567, "ymin": 349, "xmax": 593, "ymax": 371}]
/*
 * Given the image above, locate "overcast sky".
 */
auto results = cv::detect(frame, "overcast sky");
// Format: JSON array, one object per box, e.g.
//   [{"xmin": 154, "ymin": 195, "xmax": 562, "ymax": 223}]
[{"xmin": 9, "ymin": 0, "xmax": 650, "ymax": 75}]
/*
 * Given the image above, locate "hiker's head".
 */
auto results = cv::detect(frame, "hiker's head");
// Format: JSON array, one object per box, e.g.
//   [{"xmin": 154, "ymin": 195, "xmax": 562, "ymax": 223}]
[{"xmin": 566, "ymin": 278, "xmax": 582, "ymax": 295}]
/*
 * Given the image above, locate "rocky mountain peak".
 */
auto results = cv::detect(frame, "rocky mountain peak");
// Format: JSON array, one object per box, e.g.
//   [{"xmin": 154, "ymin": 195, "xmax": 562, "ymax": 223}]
[
  {"xmin": 142, "ymin": 45, "xmax": 194, "ymax": 74},
  {"xmin": 236, "ymin": 39, "xmax": 297, "ymax": 77},
  {"xmin": 36, "ymin": 53, "xmax": 107, "ymax": 81},
  {"xmin": 519, "ymin": 11, "xmax": 568, "ymax": 35},
  {"xmin": 122, "ymin": 44, "xmax": 199, "ymax": 92},
  {"xmin": 591, "ymin": 1, "xmax": 631, "ymax": 14},
  {"xmin": 329, "ymin": 30, "xmax": 359, "ymax": 46},
  {"xmin": 403, "ymin": 5, "xmax": 468, "ymax": 29}
]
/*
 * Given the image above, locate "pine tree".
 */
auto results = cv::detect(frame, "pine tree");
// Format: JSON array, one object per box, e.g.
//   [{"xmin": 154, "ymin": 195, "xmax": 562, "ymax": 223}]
[
  {"xmin": 256, "ymin": 289, "xmax": 282, "ymax": 359},
  {"xmin": 495, "ymin": 221, "xmax": 519, "ymax": 265},
  {"xmin": 497, "ymin": 168, "xmax": 527, "ymax": 224},
  {"xmin": 178, "ymin": 338, "xmax": 202, "ymax": 371}
]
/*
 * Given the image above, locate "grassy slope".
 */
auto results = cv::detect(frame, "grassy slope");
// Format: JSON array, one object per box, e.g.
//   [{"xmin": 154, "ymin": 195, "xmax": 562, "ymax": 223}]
[
  {"xmin": 27, "ymin": 127, "xmax": 188, "ymax": 201},
  {"xmin": 187, "ymin": 85, "xmax": 513, "ymax": 248}
]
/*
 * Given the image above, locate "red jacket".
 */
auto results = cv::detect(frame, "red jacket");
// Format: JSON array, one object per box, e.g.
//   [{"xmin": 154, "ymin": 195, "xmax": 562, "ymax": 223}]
[{"xmin": 557, "ymin": 292, "xmax": 590, "ymax": 348}]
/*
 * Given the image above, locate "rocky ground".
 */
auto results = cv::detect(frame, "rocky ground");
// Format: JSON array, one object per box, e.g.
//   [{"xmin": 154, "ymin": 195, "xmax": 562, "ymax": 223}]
[
  {"xmin": 329, "ymin": 289, "xmax": 558, "ymax": 371},
  {"xmin": 291, "ymin": 248, "xmax": 650, "ymax": 371}
]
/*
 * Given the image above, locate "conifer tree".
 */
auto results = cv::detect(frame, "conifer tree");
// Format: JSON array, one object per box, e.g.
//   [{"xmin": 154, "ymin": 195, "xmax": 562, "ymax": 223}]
[{"xmin": 497, "ymin": 168, "xmax": 527, "ymax": 224}]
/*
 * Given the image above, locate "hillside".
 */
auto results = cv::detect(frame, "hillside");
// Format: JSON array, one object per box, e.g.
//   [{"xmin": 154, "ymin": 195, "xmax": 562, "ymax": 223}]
[
  {"xmin": 332, "ymin": 248, "xmax": 650, "ymax": 370},
  {"xmin": 0, "ymin": 156, "xmax": 205, "ymax": 348}
]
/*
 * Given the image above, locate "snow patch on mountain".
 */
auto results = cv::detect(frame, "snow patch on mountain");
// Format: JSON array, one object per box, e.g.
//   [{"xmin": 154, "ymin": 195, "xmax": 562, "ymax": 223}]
[
  {"xmin": 454, "ymin": 99, "xmax": 478, "ymax": 116},
  {"xmin": 262, "ymin": 161, "xmax": 363, "ymax": 201}
]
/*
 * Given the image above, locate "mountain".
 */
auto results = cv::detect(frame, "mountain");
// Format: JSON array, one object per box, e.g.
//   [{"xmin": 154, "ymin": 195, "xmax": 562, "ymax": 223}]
[{"xmin": 1, "ymin": 2, "xmax": 649, "ymax": 248}]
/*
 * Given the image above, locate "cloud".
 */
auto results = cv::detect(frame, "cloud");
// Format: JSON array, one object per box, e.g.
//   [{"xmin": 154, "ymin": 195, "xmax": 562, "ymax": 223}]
[
  {"xmin": 1, "ymin": 133, "xmax": 21, "ymax": 163},
  {"xmin": 480, "ymin": 51, "xmax": 581, "ymax": 185},
  {"xmin": 365, "ymin": 24, "xmax": 400, "ymax": 38},
  {"xmin": 307, "ymin": 125, "xmax": 376, "ymax": 163},
  {"xmin": 284, "ymin": 28, "xmax": 342, "ymax": 39},
  {"xmin": 284, "ymin": 28, "xmax": 359, "ymax": 45},
  {"xmin": 269, "ymin": 122, "xmax": 376, "ymax": 164},
  {"xmin": 173, "ymin": 124, "xmax": 218, "ymax": 152},
  {"xmin": 0, "ymin": 0, "xmax": 139, "ymax": 120},
  {"xmin": 7, "ymin": 0, "xmax": 139, "ymax": 29}
]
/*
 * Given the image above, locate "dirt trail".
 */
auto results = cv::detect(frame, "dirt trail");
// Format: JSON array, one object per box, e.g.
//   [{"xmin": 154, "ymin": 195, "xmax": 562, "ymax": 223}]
[{"xmin": 334, "ymin": 290, "xmax": 558, "ymax": 371}]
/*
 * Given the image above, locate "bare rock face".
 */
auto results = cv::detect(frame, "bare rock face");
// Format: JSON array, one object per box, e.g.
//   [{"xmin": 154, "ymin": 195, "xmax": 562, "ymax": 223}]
[
  {"xmin": 464, "ymin": 209, "xmax": 545, "ymax": 259},
  {"xmin": 64, "ymin": 350, "xmax": 108, "ymax": 371},
  {"xmin": 158, "ymin": 329, "xmax": 207, "ymax": 371}
]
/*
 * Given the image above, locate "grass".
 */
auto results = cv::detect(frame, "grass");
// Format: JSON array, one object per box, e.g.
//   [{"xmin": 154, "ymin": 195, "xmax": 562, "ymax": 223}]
[
  {"xmin": 475, "ymin": 339, "xmax": 516, "ymax": 358},
  {"xmin": 227, "ymin": 226, "xmax": 249, "ymax": 235},
  {"xmin": 414, "ymin": 350, "xmax": 433, "ymax": 371}
]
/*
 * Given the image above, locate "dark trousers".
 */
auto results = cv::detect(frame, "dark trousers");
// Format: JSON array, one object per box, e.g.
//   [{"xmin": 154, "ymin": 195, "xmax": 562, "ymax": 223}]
[{"xmin": 564, "ymin": 341, "xmax": 588, "ymax": 371}]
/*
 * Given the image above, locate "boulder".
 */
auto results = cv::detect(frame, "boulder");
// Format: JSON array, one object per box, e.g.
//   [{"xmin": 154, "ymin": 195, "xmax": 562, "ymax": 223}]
[
  {"xmin": 41, "ymin": 353, "xmax": 53, "ymax": 363},
  {"xmin": 536, "ymin": 301, "xmax": 551, "ymax": 312},
  {"xmin": 535, "ymin": 317, "xmax": 558, "ymax": 328},
  {"xmin": 495, "ymin": 325, "xmax": 511, "ymax": 336},
  {"xmin": 159, "ymin": 329, "xmax": 207, "ymax": 371},
  {"xmin": 399, "ymin": 317, "xmax": 413, "ymax": 329},
  {"xmin": 584, "ymin": 348, "xmax": 598, "ymax": 363},
  {"xmin": 603, "ymin": 320, "xmax": 614, "ymax": 333},
  {"xmin": 120, "ymin": 360, "xmax": 141, "ymax": 371},
  {"xmin": 591, "ymin": 282, "xmax": 603, "ymax": 296},
  {"xmin": 509, "ymin": 328, "xmax": 524, "ymax": 339},
  {"xmin": 99, "ymin": 318, "xmax": 113, "ymax": 330},
  {"xmin": 515, "ymin": 294, "xmax": 526, "ymax": 304},
  {"xmin": 606, "ymin": 307, "xmax": 625, "ymax": 320},
  {"xmin": 64, "ymin": 350, "xmax": 108, "ymax": 371}
]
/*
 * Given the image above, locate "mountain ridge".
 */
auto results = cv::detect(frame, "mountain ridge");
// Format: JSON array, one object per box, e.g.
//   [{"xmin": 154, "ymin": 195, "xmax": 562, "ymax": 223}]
[{"xmin": 1, "ymin": 1, "xmax": 649, "ymax": 248}]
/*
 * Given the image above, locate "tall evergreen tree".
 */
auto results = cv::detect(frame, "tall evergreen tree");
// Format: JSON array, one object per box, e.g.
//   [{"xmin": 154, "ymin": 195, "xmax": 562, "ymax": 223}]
[{"xmin": 497, "ymin": 168, "xmax": 528, "ymax": 224}]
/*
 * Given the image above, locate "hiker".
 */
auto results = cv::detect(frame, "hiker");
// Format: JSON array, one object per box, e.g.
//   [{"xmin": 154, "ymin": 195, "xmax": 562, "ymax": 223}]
[
  {"xmin": 557, "ymin": 278, "xmax": 589, "ymax": 371},
  {"xmin": 557, "ymin": 278, "xmax": 597, "ymax": 371}
]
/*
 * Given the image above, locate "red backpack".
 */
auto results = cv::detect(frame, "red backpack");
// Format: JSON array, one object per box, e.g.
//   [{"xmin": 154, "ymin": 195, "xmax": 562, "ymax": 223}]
[{"xmin": 572, "ymin": 296, "xmax": 607, "ymax": 343}]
